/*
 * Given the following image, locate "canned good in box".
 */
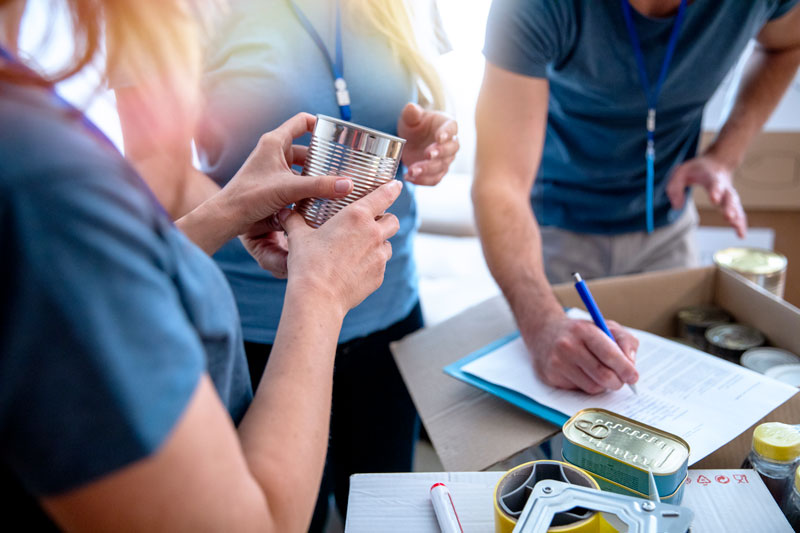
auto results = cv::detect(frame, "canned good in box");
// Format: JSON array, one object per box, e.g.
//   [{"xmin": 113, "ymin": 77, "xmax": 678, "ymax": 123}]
[
  {"xmin": 562, "ymin": 408, "xmax": 689, "ymax": 499},
  {"xmin": 676, "ymin": 305, "xmax": 732, "ymax": 350},
  {"xmin": 705, "ymin": 324, "xmax": 765, "ymax": 363}
]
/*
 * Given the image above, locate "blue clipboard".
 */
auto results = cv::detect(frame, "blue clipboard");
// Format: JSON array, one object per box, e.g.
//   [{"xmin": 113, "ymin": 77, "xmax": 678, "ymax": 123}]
[{"xmin": 443, "ymin": 332, "xmax": 569, "ymax": 427}]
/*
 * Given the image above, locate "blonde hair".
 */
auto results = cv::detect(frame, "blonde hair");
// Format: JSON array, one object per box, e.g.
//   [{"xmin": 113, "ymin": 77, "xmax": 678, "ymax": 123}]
[{"xmin": 348, "ymin": 0, "xmax": 446, "ymax": 111}]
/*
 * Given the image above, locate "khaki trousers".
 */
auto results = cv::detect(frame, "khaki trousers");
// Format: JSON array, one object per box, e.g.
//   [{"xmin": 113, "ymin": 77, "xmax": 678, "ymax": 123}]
[{"xmin": 540, "ymin": 203, "xmax": 700, "ymax": 284}]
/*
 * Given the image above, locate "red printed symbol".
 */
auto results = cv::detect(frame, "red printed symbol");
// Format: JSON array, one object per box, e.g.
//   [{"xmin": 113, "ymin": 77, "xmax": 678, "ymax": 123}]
[
  {"xmin": 733, "ymin": 474, "xmax": 749, "ymax": 484},
  {"xmin": 715, "ymin": 475, "xmax": 730, "ymax": 484},
  {"xmin": 697, "ymin": 475, "xmax": 712, "ymax": 486}
]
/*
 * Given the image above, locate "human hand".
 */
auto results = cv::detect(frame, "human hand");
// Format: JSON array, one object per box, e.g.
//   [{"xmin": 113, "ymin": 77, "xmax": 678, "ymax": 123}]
[
  {"xmin": 216, "ymin": 113, "xmax": 354, "ymax": 238},
  {"xmin": 523, "ymin": 315, "xmax": 639, "ymax": 394},
  {"xmin": 666, "ymin": 154, "xmax": 747, "ymax": 238},
  {"xmin": 397, "ymin": 103, "xmax": 459, "ymax": 186},
  {"xmin": 279, "ymin": 181, "xmax": 403, "ymax": 315}
]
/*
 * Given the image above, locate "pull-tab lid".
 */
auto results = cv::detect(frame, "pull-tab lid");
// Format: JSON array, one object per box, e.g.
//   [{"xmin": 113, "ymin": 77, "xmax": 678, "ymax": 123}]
[{"xmin": 753, "ymin": 423, "xmax": 800, "ymax": 462}]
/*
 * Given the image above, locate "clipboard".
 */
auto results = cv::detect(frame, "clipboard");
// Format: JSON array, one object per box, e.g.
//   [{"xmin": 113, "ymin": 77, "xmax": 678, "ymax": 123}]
[{"xmin": 443, "ymin": 332, "xmax": 569, "ymax": 427}]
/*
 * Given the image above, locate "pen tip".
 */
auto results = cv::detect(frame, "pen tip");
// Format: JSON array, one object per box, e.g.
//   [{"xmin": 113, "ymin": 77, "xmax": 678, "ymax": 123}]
[{"xmin": 630, "ymin": 383, "xmax": 638, "ymax": 394}]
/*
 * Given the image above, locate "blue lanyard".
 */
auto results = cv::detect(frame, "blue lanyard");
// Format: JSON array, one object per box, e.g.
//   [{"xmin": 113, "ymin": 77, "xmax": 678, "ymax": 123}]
[
  {"xmin": 288, "ymin": 0, "xmax": 352, "ymax": 121},
  {"xmin": 620, "ymin": 0, "xmax": 687, "ymax": 233}
]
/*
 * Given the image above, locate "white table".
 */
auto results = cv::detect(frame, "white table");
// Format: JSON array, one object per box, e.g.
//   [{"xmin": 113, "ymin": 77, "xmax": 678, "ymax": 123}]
[{"xmin": 345, "ymin": 470, "xmax": 791, "ymax": 533}]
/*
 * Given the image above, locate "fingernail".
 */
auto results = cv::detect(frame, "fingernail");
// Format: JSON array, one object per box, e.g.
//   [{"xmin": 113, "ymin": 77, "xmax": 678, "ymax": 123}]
[
  {"xmin": 278, "ymin": 208, "xmax": 291, "ymax": 222},
  {"xmin": 334, "ymin": 178, "xmax": 351, "ymax": 193},
  {"xmin": 389, "ymin": 180, "xmax": 403, "ymax": 191},
  {"xmin": 429, "ymin": 149, "xmax": 439, "ymax": 159},
  {"xmin": 438, "ymin": 132, "xmax": 447, "ymax": 142},
  {"xmin": 411, "ymin": 166, "xmax": 422, "ymax": 176}
]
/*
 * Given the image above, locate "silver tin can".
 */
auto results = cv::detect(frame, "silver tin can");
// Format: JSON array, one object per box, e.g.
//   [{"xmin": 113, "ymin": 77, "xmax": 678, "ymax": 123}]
[
  {"xmin": 705, "ymin": 324, "xmax": 766, "ymax": 362},
  {"xmin": 676, "ymin": 305, "xmax": 732, "ymax": 350},
  {"xmin": 296, "ymin": 115, "xmax": 406, "ymax": 228},
  {"xmin": 713, "ymin": 247, "xmax": 788, "ymax": 298}
]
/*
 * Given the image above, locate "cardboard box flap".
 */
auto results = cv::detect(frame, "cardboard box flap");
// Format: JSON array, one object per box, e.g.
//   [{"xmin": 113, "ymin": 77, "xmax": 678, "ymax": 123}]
[
  {"xmin": 716, "ymin": 267, "xmax": 800, "ymax": 355},
  {"xmin": 390, "ymin": 295, "xmax": 559, "ymax": 472},
  {"xmin": 552, "ymin": 266, "xmax": 717, "ymax": 337}
]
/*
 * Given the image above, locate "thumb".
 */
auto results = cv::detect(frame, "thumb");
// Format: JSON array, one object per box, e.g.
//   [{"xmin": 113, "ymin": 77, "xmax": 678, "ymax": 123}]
[
  {"xmin": 278, "ymin": 175, "xmax": 353, "ymax": 206},
  {"xmin": 666, "ymin": 165, "xmax": 688, "ymax": 210},
  {"xmin": 400, "ymin": 102, "xmax": 424, "ymax": 129},
  {"xmin": 280, "ymin": 209, "xmax": 311, "ymax": 235}
]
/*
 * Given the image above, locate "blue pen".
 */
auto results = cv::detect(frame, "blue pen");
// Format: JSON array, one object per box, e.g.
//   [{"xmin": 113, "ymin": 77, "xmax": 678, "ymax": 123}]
[{"xmin": 572, "ymin": 272, "xmax": 638, "ymax": 395}]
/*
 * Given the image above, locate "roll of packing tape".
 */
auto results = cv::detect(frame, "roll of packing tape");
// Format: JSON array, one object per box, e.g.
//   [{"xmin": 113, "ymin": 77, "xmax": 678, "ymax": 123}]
[{"xmin": 493, "ymin": 460, "xmax": 612, "ymax": 533}]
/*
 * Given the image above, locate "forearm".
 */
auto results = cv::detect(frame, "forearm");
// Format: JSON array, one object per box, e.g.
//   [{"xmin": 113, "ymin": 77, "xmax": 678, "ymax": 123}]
[
  {"xmin": 175, "ymin": 190, "xmax": 239, "ymax": 255},
  {"xmin": 707, "ymin": 44, "xmax": 800, "ymax": 169},
  {"xmin": 237, "ymin": 281, "xmax": 343, "ymax": 531},
  {"xmin": 472, "ymin": 178, "xmax": 563, "ymax": 332}
]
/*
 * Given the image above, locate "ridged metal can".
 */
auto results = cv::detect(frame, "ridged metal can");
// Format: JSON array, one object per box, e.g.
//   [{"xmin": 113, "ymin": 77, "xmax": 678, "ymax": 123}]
[
  {"xmin": 296, "ymin": 115, "xmax": 405, "ymax": 228},
  {"xmin": 705, "ymin": 324, "xmax": 766, "ymax": 363},
  {"xmin": 713, "ymin": 247, "xmax": 788, "ymax": 298},
  {"xmin": 562, "ymin": 408, "xmax": 689, "ymax": 499},
  {"xmin": 676, "ymin": 305, "xmax": 732, "ymax": 350}
]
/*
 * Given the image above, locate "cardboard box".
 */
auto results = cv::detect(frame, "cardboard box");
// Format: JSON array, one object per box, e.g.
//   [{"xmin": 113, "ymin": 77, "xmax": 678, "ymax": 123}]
[
  {"xmin": 697, "ymin": 131, "xmax": 800, "ymax": 307},
  {"xmin": 345, "ymin": 470, "xmax": 792, "ymax": 532},
  {"xmin": 391, "ymin": 266, "xmax": 800, "ymax": 473}
]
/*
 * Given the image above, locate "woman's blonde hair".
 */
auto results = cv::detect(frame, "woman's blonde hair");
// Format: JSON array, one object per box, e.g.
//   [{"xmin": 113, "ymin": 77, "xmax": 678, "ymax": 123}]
[{"xmin": 348, "ymin": 0, "xmax": 446, "ymax": 110}]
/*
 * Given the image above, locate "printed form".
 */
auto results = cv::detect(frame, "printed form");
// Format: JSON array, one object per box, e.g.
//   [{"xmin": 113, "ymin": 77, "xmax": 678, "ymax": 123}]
[{"xmin": 460, "ymin": 309, "xmax": 797, "ymax": 464}]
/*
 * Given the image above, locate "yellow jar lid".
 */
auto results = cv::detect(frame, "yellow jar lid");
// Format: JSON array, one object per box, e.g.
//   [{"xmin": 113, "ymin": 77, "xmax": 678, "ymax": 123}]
[{"xmin": 753, "ymin": 423, "xmax": 800, "ymax": 462}]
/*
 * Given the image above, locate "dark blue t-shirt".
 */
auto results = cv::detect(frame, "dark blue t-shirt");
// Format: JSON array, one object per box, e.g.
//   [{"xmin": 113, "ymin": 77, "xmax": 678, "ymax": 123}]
[
  {"xmin": 484, "ymin": 0, "xmax": 799, "ymax": 234},
  {"xmin": 0, "ymin": 82, "xmax": 252, "ymax": 526}
]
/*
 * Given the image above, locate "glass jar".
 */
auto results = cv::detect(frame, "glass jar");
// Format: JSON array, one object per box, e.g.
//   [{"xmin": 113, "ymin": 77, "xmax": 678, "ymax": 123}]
[{"xmin": 746, "ymin": 422, "xmax": 800, "ymax": 508}]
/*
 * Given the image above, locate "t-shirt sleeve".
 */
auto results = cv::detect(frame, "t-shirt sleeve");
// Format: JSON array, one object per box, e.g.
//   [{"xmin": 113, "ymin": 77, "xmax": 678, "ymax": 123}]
[
  {"xmin": 769, "ymin": 0, "xmax": 800, "ymax": 20},
  {"xmin": 0, "ymin": 161, "xmax": 205, "ymax": 496},
  {"xmin": 483, "ymin": 0, "xmax": 574, "ymax": 78}
]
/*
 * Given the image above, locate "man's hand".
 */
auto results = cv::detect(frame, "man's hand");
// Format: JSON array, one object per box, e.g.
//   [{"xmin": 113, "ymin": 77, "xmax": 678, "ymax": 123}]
[
  {"xmin": 397, "ymin": 103, "xmax": 459, "ymax": 186},
  {"xmin": 524, "ymin": 315, "xmax": 639, "ymax": 394},
  {"xmin": 666, "ymin": 154, "xmax": 747, "ymax": 238}
]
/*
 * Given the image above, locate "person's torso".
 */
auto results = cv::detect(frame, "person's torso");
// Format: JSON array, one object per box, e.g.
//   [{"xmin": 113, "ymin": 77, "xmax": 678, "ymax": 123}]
[
  {"xmin": 0, "ymin": 81, "xmax": 252, "ymax": 525},
  {"xmin": 536, "ymin": 0, "xmax": 779, "ymax": 233},
  {"xmin": 196, "ymin": 0, "xmax": 420, "ymax": 343}
]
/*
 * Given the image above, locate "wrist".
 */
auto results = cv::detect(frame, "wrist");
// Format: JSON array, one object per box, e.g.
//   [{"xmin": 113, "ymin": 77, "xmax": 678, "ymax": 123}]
[
  {"xmin": 285, "ymin": 277, "xmax": 348, "ymax": 323},
  {"xmin": 703, "ymin": 141, "xmax": 742, "ymax": 174}
]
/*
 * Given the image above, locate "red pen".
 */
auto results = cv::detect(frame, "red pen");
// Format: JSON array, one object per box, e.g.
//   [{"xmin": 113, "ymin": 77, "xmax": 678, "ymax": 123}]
[{"xmin": 430, "ymin": 482, "xmax": 464, "ymax": 533}]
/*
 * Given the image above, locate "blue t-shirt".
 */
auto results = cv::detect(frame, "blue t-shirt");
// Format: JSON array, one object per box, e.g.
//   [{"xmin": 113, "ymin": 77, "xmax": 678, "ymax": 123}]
[
  {"xmin": 0, "ymin": 82, "xmax": 252, "ymax": 524},
  {"xmin": 484, "ymin": 0, "xmax": 799, "ymax": 234},
  {"xmin": 196, "ymin": 0, "xmax": 419, "ymax": 344}
]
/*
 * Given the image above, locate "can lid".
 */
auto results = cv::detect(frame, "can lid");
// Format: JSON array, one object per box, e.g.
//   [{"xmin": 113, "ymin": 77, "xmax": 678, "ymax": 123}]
[
  {"xmin": 741, "ymin": 347, "xmax": 800, "ymax": 374},
  {"xmin": 753, "ymin": 423, "xmax": 800, "ymax": 462},
  {"xmin": 705, "ymin": 324, "xmax": 765, "ymax": 350},
  {"xmin": 713, "ymin": 247, "xmax": 787, "ymax": 275}
]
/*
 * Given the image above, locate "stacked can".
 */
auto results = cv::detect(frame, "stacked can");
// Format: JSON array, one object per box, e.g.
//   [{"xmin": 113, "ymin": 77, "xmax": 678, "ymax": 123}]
[
  {"xmin": 296, "ymin": 115, "xmax": 405, "ymax": 228},
  {"xmin": 676, "ymin": 305, "xmax": 732, "ymax": 350},
  {"xmin": 713, "ymin": 247, "xmax": 788, "ymax": 298},
  {"xmin": 561, "ymin": 408, "xmax": 690, "ymax": 504}
]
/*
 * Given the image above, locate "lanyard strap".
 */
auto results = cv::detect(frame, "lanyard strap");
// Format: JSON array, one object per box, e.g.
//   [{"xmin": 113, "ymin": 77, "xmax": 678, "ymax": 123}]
[
  {"xmin": 288, "ymin": 0, "xmax": 352, "ymax": 121},
  {"xmin": 620, "ymin": 0, "xmax": 687, "ymax": 233}
]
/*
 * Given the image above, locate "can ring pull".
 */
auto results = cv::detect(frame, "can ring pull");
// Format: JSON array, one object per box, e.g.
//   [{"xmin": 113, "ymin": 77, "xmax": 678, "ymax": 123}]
[{"xmin": 574, "ymin": 419, "xmax": 610, "ymax": 440}]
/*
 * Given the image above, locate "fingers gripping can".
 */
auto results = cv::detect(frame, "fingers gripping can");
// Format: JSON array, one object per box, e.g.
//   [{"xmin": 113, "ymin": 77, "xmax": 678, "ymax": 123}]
[{"xmin": 296, "ymin": 115, "xmax": 406, "ymax": 228}]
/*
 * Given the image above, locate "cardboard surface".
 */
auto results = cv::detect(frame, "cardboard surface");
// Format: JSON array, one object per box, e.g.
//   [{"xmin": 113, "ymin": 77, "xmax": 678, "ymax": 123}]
[
  {"xmin": 345, "ymin": 470, "xmax": 792, "ymax": 532},
  {"xmin": 391, "ymin": 266, "xmax": 800, "ymax": 472}
]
